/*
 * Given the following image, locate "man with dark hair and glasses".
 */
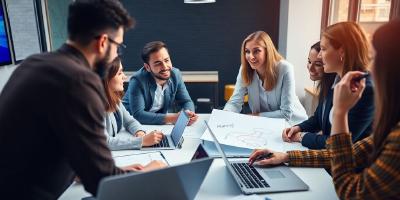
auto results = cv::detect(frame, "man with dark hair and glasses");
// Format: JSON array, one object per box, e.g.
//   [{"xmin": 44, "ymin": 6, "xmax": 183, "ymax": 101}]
[{"xmin": 0, "ymin": 0, "xmax": 166, "ymax": 199}]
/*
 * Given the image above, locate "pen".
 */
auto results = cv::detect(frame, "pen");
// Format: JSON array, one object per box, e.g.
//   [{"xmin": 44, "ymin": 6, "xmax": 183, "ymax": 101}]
[
  {"xmin": 254, "ymin": 152, "xmax": 274, "ymax": 162},
  {"xmin": 158, "ymin": 151, "xmax": 170, "ymax": 166},
  {"xmin": 249, "ymin": 152, "xmax": 274, "ymax": 165},
  {"xmin": 352, "ymin": 72, "xmax": 369, "ymax": 82}
]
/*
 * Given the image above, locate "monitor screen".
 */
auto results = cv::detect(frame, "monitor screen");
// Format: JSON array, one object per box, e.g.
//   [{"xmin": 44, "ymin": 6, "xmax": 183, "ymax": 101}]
[
  {"xmin": 0, "ymin": 1, "xmax": 12, "ymax": 66},
  {"xmin": 5, "ymin": 0, "xmax": 42, "ymax": 62}
]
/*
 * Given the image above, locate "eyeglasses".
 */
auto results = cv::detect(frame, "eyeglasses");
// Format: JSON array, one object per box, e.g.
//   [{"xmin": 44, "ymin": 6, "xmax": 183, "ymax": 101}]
[
  {"xmin": 108, "ymin": 37, "xmax": 126, "ymax": 56},
  {"xmin": 94, "ymin": 35, "xmax": 126, "ymax": 56}
]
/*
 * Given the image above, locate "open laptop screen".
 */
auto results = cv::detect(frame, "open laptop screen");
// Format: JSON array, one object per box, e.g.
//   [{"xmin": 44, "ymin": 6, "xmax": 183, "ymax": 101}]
[
  {"xmin": 171, "ymin": 111, "xmax": 189, "ymax": 146},
  {"xmin": 191, "ymin": 144, "xmax": 209, "ymax": 161},
  {"xmin": 204, "ymin": 120, "xmax": 242, "ymax": 178}
]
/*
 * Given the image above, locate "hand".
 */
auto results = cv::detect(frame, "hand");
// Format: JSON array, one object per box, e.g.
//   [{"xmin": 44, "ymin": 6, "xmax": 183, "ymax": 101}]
[
  {"xmin": 164, "ymin": 113, "xmax": 180, "ymax": 124},
  {"xmin": 282, "ymin": 126, "xmax": 302, "ymax": 142},
  {"xmin": 134, "ymin": 131, "xmax": 145, "ymax": 137},
  {"xmin": 248, "ymin": 149, "xmax": 289, "ymax": 166},
  {"xmin": 333, "ymin": 71, "xmax": 366, "ymax": 115},
  {"xmin": 141, "ymin": 160, "xmax": 167, "ymax": 172},
  {"xmin": 121, "ymin": 164, "xmax": 145, "ymax": 171},
  {"xmin": 247, "ymin": 112, "xmax": 260, "ymax": 116},
  {"xmin": 142, "ymin": 130, "xmax": 164, "ymax": 146},
  {"xmin": 74, "ymin": 176, "xmax": 81, "ymax": 183},
  {"xmin": 185, "ymin": 110, "xmax": 198, "ymax": 126}
]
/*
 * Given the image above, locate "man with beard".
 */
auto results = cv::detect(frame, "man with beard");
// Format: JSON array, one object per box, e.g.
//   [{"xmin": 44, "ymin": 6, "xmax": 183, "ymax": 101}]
[
  {"xmin": 0, "ymin": 0, "xmax": 165, "ymax": 199},
  {"xmin": 123, "ymin": 41, "xmax": 198, "ymax": 125}
]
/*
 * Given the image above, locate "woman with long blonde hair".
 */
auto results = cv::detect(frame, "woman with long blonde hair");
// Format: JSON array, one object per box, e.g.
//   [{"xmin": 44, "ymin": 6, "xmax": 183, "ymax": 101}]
[{"xmin": 224, "ymin": 31, "xmax": 307, "ymax": 125}]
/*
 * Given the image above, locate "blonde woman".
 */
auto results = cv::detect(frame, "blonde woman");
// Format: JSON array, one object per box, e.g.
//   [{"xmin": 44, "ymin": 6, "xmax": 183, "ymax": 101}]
[{"xmin": 224, "ymin": 31, "xmax": 307, "ymax": 125}]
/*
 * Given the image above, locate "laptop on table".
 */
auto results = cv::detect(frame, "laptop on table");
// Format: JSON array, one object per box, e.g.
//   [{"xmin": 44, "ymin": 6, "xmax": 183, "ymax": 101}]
[
  {"xmin": 204, "ymin": 121, "xmax": 309, "ymax": 194},
  {"xmin": 90, "ymin": 158, "xmax": 213, "ymax": 200},
  {"xmin": 142, "ymin": 111, "xmax": 190, "ymax": 150}
]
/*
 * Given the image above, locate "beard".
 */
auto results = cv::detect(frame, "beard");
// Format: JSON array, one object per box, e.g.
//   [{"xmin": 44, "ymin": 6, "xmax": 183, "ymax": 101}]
[
  {"xmin": 94, "ymin": 45, "xmax": 112, "ymax": 79},
  {"xmin": 150, "ymin": 69, "xmax": 171, "ymax": 81}
]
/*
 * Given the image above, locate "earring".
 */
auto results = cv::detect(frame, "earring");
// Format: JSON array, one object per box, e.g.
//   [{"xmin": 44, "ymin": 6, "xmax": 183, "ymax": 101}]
[{"xmin": 340, "ymin": 56, "xmax": 343, "ymax": 62}]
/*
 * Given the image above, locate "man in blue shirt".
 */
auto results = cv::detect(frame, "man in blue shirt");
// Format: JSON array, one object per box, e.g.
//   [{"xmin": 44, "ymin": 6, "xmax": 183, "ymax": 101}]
[{"xmin": 123, "ymin": 41, "xmax": 198, "ymax": 125}]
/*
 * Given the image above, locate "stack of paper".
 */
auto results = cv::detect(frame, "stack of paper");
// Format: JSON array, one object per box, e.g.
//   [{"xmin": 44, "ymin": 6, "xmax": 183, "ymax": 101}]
[{"xmin": 113, "ymin": 151, "xmax": 168, "ymax": 167}]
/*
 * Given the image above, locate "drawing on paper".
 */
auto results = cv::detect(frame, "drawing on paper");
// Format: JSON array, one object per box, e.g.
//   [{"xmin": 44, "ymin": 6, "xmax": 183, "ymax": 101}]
[{"xmin": 222, "ymin": 128, "xmax": 272, "ymax": 148}]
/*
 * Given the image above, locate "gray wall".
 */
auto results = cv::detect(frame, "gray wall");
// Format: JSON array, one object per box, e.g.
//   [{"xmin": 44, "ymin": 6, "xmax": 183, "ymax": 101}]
[
  {"xmin": 121, "ymin": 0, "xmax": 280, "ymax": 107},
  {"xmin": 46, "ymin": 0, "xmax": 70, "ymax": 50},
  {"xmin": 1, "ymin": 0, "xmax": 281, "ymax": 110}
]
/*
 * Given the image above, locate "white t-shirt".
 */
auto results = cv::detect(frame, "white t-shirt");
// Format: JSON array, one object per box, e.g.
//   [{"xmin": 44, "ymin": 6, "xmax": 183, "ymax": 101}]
[{"xmin": 149, "ymin": 83, "xmax": 169, "ymax": 112}]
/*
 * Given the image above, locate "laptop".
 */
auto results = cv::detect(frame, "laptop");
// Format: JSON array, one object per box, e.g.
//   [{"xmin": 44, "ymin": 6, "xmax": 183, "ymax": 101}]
[
  {"xmin": 142, "ymin": 111, "xmax": 190, "ymax": 150},
  {"xmin": 204, "ymin": 121, "xmax": 309, "ymax": 194},
  {"xmin": 191, "ymin": 143, "xmax": 209, "ymax": 161},
  {"xmin": 93, "ymin": 158, "xmax": 214, "ymax": 200}
]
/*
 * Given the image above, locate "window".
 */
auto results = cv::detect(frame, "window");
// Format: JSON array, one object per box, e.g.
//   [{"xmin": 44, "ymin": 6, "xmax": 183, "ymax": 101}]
[
  {"xmin": 322, "ymin": 0, "xmax": 398, "ymax": 37},
  {"xmin": 329, "ymin": 0, "xmax": 349, "ymax": 24},
  {"xmin": 359, "ymin": 0, "xmax": 391, "ymax": 22}
]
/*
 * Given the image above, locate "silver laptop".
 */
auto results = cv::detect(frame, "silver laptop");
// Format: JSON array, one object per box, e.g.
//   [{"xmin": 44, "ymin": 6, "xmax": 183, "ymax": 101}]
[
  {"xmin": 204, "ymin": 121, "xmax": 309, "ymax": 194},
  {"xmin": 142, "ymin": 111, "xmax": 190, "ymax": 150},
  {"xmin": 95, "ymin": 158, "xmax": 213, "ymax": 200}
]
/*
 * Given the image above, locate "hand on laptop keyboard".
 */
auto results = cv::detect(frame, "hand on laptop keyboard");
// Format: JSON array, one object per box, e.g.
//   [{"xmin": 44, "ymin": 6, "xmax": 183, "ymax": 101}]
[
  {"xmin": 248, "ymin": 149, "xmax": 289, "ymax": 166},
  {"xmin": 142, "ymin": 130, "xmax": 164, "ymax": 146}
]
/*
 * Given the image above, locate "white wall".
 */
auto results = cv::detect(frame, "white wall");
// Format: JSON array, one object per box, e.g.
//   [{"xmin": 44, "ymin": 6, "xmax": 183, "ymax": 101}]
[
  {"xmin": 279, "ymin": 0, "xmax": 323, "ymax": 102},
  {"xmin": 0, "ymin": 65, "xmax": 17, "ymax": 93}
]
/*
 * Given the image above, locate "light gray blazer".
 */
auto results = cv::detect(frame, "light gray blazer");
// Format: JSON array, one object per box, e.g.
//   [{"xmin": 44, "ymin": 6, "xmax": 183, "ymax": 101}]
[
  {"xmin": 224, "ymin": 60, "xmax": 308, "ymax": 125},
  {"xmin": 104, "ymin": 102, "xmax": 144, "ymax": 150}
]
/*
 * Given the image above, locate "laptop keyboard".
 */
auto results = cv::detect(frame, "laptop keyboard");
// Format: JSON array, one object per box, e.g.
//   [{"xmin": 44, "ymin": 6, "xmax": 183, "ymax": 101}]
[
  {"xmin": 231, "ymin": 163, "xmax": 270, "ymax": 189},
  {"xmin": 150, "ymin": 137, "xmax": 170, "ymax": 148}
]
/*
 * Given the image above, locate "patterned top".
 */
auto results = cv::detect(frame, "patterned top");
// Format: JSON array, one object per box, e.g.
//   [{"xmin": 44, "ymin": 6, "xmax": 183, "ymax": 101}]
[{"xmin": 287, "ymin": 126, "xmax": 400, "ymax": 199}]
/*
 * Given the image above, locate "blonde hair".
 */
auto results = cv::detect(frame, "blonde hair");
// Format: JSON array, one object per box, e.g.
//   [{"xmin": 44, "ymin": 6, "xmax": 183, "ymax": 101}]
[
  {"xmin": 322, "ymin": 22, "xmax": 370, "ymax": 75},
  {"xmin": 240, "ymin": 31, "xmax": 283, "ymax": 91}
]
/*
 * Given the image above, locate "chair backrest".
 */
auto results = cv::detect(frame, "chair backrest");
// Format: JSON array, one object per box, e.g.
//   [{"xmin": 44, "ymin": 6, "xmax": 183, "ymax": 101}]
[{"xmin": 224, "ymin": 84, "xmax": 248, "ymax": 102}]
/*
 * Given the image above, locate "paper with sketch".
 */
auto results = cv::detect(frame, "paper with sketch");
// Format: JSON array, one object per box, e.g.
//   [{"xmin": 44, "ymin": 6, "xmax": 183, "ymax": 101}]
[
  {"xmin": 201, "ymin": 109, "xmax": 307, "ymax": 152},
  {"xmin": 113, "ymin": 151, "xmax": 168, "ymax": 167}
]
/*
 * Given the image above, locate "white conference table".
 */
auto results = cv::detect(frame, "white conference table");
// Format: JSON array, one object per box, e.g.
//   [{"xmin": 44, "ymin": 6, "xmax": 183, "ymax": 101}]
[{"xmin": 60, "ymin": 114, "xmax": 339, "ymax": 200}]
